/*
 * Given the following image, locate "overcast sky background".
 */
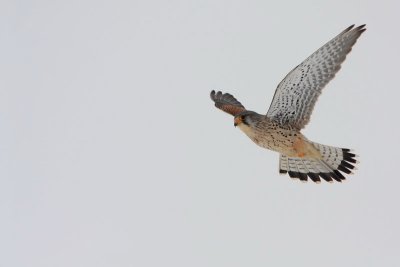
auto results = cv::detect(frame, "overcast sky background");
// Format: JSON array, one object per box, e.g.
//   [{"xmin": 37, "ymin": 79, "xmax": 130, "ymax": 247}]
[{"xmin": 1, "ymin": 0, "xmax": 400, "ymax": 266}]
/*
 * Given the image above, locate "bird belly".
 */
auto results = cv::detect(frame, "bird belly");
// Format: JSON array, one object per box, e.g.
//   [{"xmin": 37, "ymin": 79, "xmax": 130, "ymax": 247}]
[{"xmin": 240, "ymin": 125, "xmax": 321, "ymax": 159}]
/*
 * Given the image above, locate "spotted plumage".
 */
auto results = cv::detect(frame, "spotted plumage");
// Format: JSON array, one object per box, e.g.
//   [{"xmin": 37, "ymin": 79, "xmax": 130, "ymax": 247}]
[{"xmin": 210, "ymin": 24, "xmax": 365, "ymax": 183}]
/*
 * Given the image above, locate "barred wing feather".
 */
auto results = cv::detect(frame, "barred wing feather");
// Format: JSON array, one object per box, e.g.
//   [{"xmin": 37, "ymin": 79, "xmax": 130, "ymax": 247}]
[{"xmin": 266, "ymin": 25, "xmax": 366, "ymax": 129}]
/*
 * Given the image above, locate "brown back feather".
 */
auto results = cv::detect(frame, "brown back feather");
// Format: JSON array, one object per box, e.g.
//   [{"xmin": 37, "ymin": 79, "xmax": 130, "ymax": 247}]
[{"xmin": 210, "ymin": 90, "xmax": 246, "ymax": 116}]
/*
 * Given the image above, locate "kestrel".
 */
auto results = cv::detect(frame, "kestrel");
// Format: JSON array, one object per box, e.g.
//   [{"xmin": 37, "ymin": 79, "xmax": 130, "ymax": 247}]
[{"xmin": 210, "ymin": 24, "xmax": 365, "ymax": 183}]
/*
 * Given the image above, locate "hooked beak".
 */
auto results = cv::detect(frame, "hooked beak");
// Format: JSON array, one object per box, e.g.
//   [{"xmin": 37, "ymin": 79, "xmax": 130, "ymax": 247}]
[{"xmin": 234, "ymin": 116, "xmax": 242, "ymax": 127}]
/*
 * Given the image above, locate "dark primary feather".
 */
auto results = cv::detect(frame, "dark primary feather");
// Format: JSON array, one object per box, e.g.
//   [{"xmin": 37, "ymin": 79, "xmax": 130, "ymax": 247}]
[
  {"xmin": 210, "ymin": 90, "xmax": 246, "ymax": 116},
  {"xmin": 266, "ymin": 24, "xmax": 366, "ymax": 129}
]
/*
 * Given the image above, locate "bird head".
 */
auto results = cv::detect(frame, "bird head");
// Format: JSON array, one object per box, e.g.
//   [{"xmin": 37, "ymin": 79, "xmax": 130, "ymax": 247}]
[{"xmin": 234, "ymin": 111, "xmax": 259, "ymax": 127}]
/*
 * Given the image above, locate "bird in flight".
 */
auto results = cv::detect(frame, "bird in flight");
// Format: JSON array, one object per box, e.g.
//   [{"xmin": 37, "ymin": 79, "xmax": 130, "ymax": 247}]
[{"xmin": 210, "ymin": 24, "xmax": 365, "ymax": 183}]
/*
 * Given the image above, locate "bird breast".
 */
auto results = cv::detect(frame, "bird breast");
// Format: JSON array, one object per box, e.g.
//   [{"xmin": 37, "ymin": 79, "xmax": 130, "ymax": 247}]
[{"xmin": 238, "ymin": 121, "xmax": 322, "ymax": 158}]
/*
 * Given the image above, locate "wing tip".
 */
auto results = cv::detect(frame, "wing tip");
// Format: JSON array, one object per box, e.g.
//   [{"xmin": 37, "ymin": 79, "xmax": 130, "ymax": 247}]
[
  {"xmin": 345, "ymin": 24, "xmax": 355, "ymax": 32},
  {"xmin": 210, "ymin": 90, "xmax": 224, "ymax": 102},
  {"xmin": 355, "ymin": 24, "xmax": 367, "ymax": 34},
  {"xmin": 343, "ymin": 24, "xmax": 366, "ymax": 36},
  {"xmin": 210, "ymin": 90, "xmax": 216, "ymax": 101}
]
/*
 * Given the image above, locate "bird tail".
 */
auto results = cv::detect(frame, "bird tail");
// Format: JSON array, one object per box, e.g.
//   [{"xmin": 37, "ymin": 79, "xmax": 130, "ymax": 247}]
[{"xmin": 279, "ymin": 142, "xmax": 358, "ymax": 183}]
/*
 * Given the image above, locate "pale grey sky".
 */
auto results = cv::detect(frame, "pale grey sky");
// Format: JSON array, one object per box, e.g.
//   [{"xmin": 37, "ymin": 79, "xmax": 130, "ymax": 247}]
[{"xmin": 1, "ymin": 0, "xmax": 400, "ymax": 266}]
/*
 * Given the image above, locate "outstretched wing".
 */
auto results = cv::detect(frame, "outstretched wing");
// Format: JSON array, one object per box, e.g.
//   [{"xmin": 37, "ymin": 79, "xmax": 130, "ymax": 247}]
[
  {"xmin": 266, "ymin": 24, "xmax": 366, "ymax": 129},
  {"xmin": 210, "ymin": 90, "xmax": 246, "ymax": 116}
]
